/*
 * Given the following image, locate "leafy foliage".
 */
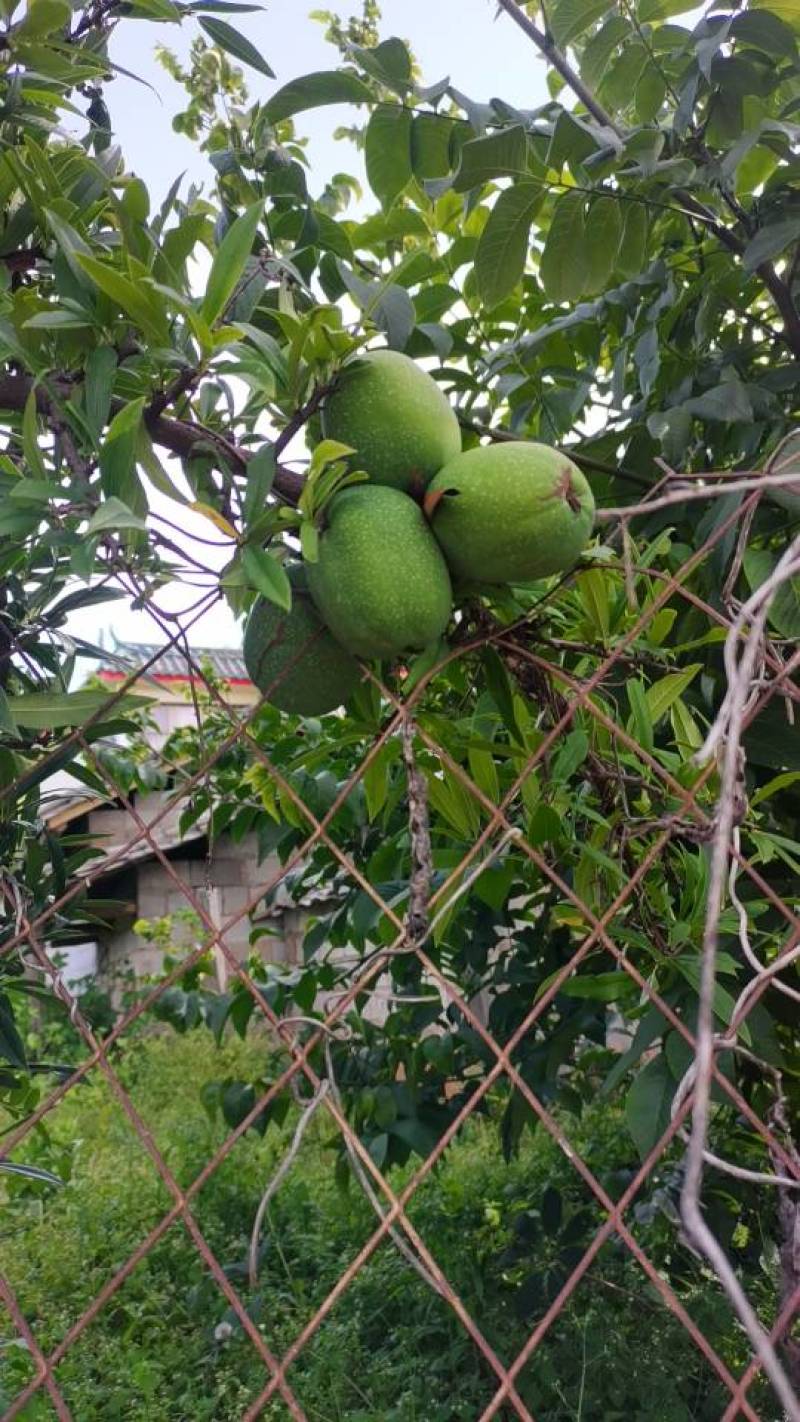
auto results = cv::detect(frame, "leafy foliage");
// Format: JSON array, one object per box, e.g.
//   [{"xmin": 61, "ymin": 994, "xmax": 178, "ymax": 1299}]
[{"xmin": 0, "ymin": 0, "xmax": 799, "ymax": 1402}]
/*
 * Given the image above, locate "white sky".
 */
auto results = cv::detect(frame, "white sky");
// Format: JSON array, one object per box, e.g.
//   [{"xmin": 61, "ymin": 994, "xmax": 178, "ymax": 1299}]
[{"xmin": 65, "ymin": 2, "xmax": 553, "ymax": 659}]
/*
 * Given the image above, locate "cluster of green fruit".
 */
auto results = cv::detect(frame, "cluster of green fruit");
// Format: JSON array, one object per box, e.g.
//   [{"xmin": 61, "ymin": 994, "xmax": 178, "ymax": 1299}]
[{"xmin": 244, "ymin": 351, "xmax": 596, "ymax": 715}]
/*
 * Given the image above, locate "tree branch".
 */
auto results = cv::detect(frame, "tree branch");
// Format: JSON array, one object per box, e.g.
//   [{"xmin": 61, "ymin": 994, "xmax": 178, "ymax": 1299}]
[
  {"xmin": 457, "ymin": 418, "xmax": 650, "ymax": 489},
  {"xmin": 0, "ymin": 373, "xmax": 305, "ymax": 506},
  {"xmin": 494, "ymin": 0, "xmax": 800, "ymax": 359},
  {"xmin": 494, "ymin": 0, "xmax": 624, "ymax": 139}
]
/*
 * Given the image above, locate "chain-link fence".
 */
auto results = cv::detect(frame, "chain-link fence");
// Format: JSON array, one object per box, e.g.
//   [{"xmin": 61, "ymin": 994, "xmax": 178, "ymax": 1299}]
[{"xmin": 2, "ymin": 482, "xmax": 799, "ymax": 1421}]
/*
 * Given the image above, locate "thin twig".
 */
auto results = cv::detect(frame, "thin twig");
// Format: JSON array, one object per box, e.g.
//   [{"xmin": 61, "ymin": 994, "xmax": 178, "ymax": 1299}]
[
  {"xmin": 597, "ymin": 472, "xmax": 800, "ymax": 523},
  {"xmin": 248, "ymin": 1081, "xmax": 330, "ymax": 1289}
]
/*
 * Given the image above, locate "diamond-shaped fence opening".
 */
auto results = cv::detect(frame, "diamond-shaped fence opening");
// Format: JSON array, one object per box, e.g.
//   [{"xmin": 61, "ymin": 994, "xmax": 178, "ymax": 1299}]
[{"xmin": 2, "ymin": 488, "xmax": 799, "ymax": 1422}]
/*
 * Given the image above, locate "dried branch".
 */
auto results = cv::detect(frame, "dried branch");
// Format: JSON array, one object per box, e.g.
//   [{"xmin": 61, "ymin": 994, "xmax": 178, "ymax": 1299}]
[
  {"xmin": 680, "ymin": 532, "xmax": 800, "ymax": 1421},
  {"xmin": 596, "ymin": 471, "xmax": 800, "ymax": 523},
  {"xmin": 248, "ymin": 1080, "xmax": 330, "ymax": 1289},
  {"xmin": 402, "ymin": 718, "xmax": 432, "ymax": 944}
]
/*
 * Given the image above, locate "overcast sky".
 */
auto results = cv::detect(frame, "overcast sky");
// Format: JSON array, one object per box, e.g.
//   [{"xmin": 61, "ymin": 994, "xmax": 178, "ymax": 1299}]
[{"xmin": 66, "ymin": 2, "xmax": 551, "ymax": 659}]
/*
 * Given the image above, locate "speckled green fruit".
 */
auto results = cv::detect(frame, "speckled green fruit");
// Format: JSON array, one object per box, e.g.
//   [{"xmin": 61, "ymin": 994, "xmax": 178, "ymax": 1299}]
[
  {"xmin": 320, "ymin": 349, "xmax": 461, "ymax": 494},
  {"xmin": 426, "ymin": 442, "xmax": 595, "ymax": 584},
  {"xmin": 306, "ymin": 485, "xmax": 453, "ymax": 660},
  {"xmin": 243, "ymin": 565, "xmax": 361, "ymax": 715}
]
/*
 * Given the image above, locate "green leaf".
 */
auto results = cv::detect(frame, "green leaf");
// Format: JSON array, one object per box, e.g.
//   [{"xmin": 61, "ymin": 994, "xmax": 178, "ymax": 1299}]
[
  {"xmin": 481, "ymin": 647, "xmax": 523, "ymax": 745},
  {"xmin": 549, "ymin": 0, "xmax": 607, "ymax": 46},
  {"xmin": 22, "ymin": 386, "xmax": 46, "ymax": 479},
  {"xmin": 627, "ymin": 679, "xmax": 654, "ymax": 754},
  {"xmin": 23, "ymin": 309, "xmax": 92, "ymax": 330},
  {"xmin": 625, "ymin": 1054, "xmax": 674, "ymax": 1158},
  {"xmin": 583, "ymin": 195, "xmax": 623, "ymax": 295},
  {"xmin": 639, "ymin": 0, "xmax": 698, "ymax": 17},
  {"xmin": 85, "ymin": 345, "xmax": 119, "ymax": 439},
  {"xmin": 475, "ymin": 180, "xmax": 542, "ymax": 309},
  {"xmin": 86, "ymin": 495, "xmax": 147, "ymax": 534},
  {"xmin": 411, "ymin": 114, "xmax": 455, "ymax": 181},
  {"xmin": 453, "ymin": 124, "xmax": 528, "ymax": 191},
  {"xmin": 750, "ymin": 770, "xmax": 800, "ymax": 807},
  {"xmin": 743, "ymin": 548, "xmax": 800, "ymax": 639},
  {"xmin": 243, "ymin": 443, "xmax": 276, "ymax": 525},
  {"xmin": 241, "ymin": 545, "xmax": 292, "ymax": 611},
  {"xmin": 683, "ymin": 380, "xmax": 753, "ymax": 423},
  {"xmin": 581, "ymin": 17, "xmax": 630, "ymax": 92},
  {"xmin": 10, "ymin": 688, "xmax": 150, "ymax": 729},
  {"xmin": 43, "ymin": 206, "xmax": 93, "ymax": 286},
  {"xmin": 644, "ymin": 664, "xmax": 702, "ymax": 726},
  {"xmin": 539, "ymin": 191, "xmax": 587, "ymax": 303},
  {"xmin": 551, "ymin": 728, "xmax": 589, "ymax": 783},
  {"xmin": 742, "ymin": 216, "xmax": 800, "ymax": 271},
  {"xmin": 615, "ymin": 202, "xmax": 649, "ymax": 278},
  {"xmin": 560, "ymin": 971, "xmax": 635, "ymax": 1002},
  {"xmin": 0, "ymin": 992, "xmax": 26, "ymax": 1068},
  {"xmin": 747, "ymin": 0, "xmax": 800, "ymax": 35},
  {"xmin": 201, "ymin": 200, "xmax": 263, "ymax": 326},
  {"xmin": 351, "ymin": 36, "xmax": 412, "ymax": 95},
  {"xmin": 263, "ymin": 71, "xmax": 373, "ymax": 125},
  {"xmin": 336, "ymin": 262, "xmax": 415, "ymax": 351},
  {"xmin": 299, "ymin": 519, "xmax": 319, "ymax": 563},
  {"xmin": 99, "ymin": 397, "xmax": 145, "ymax": 503},
  {"xmin": 575, "ymin": 568, "xmax": 610, "ymax": 640},
  {"xmin": 363, "ymin": 741, "xmax": 392, "ymax": 821},
  {"xmin": 76, "ymin": 254, "xmax": 170, "ymax": 346},
  {"xmin": 198, "ymin": 15, "xmax": 274, "ymax": 76},
  {"xmin": 18, "ymin": 0, "xmax": 71, "ymax": 35},
  {"xmin": 365, "ymin": 104, "xmax": 413, "ymax": 207},
  {"xmin": 547, "ymin": 111, "xmax": 605, "ymax": 172}
]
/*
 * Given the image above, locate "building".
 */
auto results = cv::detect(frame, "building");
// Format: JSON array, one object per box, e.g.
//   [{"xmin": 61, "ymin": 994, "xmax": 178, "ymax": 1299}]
[{"xmin": 44, "ymin": 640, "xmax": 317, "ymax": 991}]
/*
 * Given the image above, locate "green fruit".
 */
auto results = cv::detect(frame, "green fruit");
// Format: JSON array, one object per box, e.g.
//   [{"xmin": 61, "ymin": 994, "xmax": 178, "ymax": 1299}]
[
  {"xmin": 320, "ymin": 349, "xmax": 461, "ymax": 494},
  {"xmin": 243, "ymin": 565, "xmax": 361, "ymax": 715},
  {"xmin": 306, "ymin": 485, "xmax": 453, "ymax": 660},
  {"xmin": 426, "ymin": 442, "xmax": 595, "ymax": 584}
]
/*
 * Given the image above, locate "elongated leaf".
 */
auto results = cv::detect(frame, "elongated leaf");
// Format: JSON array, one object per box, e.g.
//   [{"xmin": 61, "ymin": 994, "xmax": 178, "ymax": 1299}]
[
  {"xmin": 201, "ymin": 200, "xmax": 263, "ymax": 325},
  {"xmin": 263, "ymin": 71, "xmax": 372, "ymax": 125},
  {"xmin": 550, "ymin": 0, "xmax": 607, "ymax": 47},
  {"xmin": 99, "ymin": 397, "xmax": 145, "ymax": 504},
  {"xmin": 76, "ymin": 254, "xmax": 170, "ymax": 345},
  {"xmin": 453, "ymin": 124, "xmax": 528, "ymax": 191},
  {"xmin": 241, "ymin": 545, "xmax": 291, "ymax": 611},
  {"xmin": 198, "ymin": 16, "xmax": 274, "ymax": 76},
  {"xmin": 475, "ymin": 180, "xmax": 542, "ymax": 309},
  {"xmin": 743, "ymin": 549, "xmax": 800, "ymax": 639},
  {"xmin": 87, "ymin": 495, "xmax": 147, "ymax": 534},
  {"xmin": 0, "ymin": 993, "xmax": 26, "ymax": 1068},
  {"xmin": 539, "ymin": 191, "xmax": 587, "ymax": 303},
  {"xmin": 365, "ymin": 104, "xmax": 413, "ymax": 207},
  {"xmin": 625, "ymin": 1054, "xmax": 674, "ymax": 1158},
  {"xmin": 351, "ymin": 36, "xmax": 412, "ymax": 95},
  {"xmin": 742, "ymin": 216, "xmax": 800, "ymax": 271},
  {"xmin": 10, "ymin": 688, "xmax": 150, "ymax": 728},
  {"xmin": 582, "ymin": 195, "xmax": 622, "ymax": 295},
  {"xmin": 22, "ymin": 386, "xmax": 47, "ymax": 479},
  {"xmin": 43, "ymin": 206, "xmax": 93, "ymax": 286}
]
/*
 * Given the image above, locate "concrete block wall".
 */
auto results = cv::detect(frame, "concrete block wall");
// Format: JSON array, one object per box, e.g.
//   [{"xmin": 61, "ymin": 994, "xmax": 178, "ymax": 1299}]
[{"xmin": 97, "ymin": 833, "xmax": 300, "ymax": 988}]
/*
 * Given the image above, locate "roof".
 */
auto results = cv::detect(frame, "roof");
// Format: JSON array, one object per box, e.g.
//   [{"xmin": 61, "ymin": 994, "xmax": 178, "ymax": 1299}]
[{"xmin": 96, "ymin": 639, "xmax": 250, "ymax": 684}]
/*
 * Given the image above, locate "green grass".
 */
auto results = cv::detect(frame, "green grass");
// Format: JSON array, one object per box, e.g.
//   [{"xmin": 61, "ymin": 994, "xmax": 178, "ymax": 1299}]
[{"xmin": 0, "ymin": 1030, "xmax": 776, "ymax": 1420}]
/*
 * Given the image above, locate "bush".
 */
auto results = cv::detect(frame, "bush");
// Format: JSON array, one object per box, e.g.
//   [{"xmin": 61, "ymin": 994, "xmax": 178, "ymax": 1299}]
[{"xmin": 1, "ymin": 1030, "xmax": 775, "ymax": 1420}]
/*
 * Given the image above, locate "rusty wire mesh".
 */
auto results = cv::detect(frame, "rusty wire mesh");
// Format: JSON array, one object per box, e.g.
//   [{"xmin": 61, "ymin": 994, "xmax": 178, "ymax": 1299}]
[{"xmin": 1, "ymin": 484, "xmax": 799, "ymax": 1422}]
